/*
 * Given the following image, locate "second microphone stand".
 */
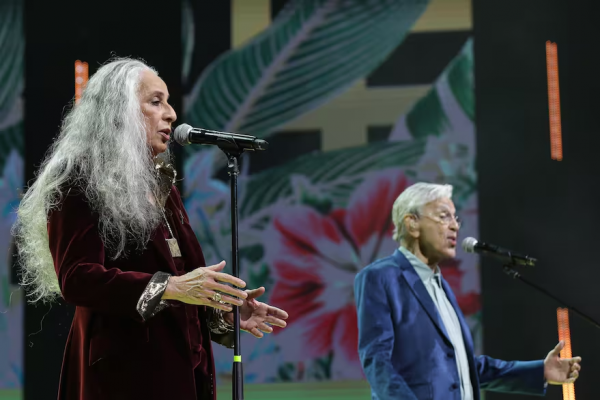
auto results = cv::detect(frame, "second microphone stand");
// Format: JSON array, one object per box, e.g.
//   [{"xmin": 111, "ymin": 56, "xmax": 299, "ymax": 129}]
[{"xmin": 502, "ymin": 263, "xmax": 600, "ymax": 330}]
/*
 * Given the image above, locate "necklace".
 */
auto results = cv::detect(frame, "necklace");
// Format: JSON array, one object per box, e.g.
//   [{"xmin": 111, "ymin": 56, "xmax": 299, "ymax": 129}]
[
  {"xmin": 161, "ymin": 207, "xmax": 182, "ymax": 258},
  {"xmin": 154, "ymin": 159, "xmax": 181, "ymax": 258}
]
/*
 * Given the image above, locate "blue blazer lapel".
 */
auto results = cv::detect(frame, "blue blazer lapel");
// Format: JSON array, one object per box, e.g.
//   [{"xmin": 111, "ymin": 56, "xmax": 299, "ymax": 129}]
[{"xmin": 394, "ymin": 250, "xmax": 453, "ymax": 347}]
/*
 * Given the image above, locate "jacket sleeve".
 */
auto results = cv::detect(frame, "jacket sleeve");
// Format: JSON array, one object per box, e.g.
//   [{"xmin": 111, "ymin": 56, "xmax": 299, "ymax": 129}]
[
  {"xmin": 48, "ymin": 189, "xmax": 158, "ymax": 321},
  {"xmin": 354, "ymin": 267, "xmax": 418, "ymax": 400},
  {"xmin": 476, "ymin": 355, "xmax": 546, "ymax": 396},
  {"xmin": 211, "ymin": 332, "xmax": 235, "ymax": 348}
]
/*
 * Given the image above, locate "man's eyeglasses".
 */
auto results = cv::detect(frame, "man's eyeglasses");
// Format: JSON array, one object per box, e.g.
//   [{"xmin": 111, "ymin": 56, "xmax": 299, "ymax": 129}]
[{"xmin": 416, "ymin": 212, "xmax": 462, "ymax": 229}]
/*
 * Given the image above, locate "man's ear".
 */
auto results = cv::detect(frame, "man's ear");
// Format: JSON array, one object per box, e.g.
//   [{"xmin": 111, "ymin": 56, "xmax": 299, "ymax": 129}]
[{"xmin": 404, "ymin": 215, "xmax": 420, "ymax": 238}]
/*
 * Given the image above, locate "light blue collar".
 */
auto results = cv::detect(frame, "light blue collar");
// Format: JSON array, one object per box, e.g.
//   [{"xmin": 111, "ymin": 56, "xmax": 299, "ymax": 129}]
[{"xmin": 399, "ymin": 246, "xmax": 441, "ymax": 285}]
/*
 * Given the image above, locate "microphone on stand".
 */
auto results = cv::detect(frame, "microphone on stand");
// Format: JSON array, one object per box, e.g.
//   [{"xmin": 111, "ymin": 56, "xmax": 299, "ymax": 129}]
[
  {"xmin": 173, "ymin": 123, "xmax": 269, "ymax": 400},
  {"xmin": 461, "ymin": 237, "xmax": 537, "ymax": 266},
  {"xmin": 463, "ymin": 238, "xmax": 600, "ymax": 331},
  {"xmin": 173, "ymin": 123, "xmax": 268, "ymax": 152}
]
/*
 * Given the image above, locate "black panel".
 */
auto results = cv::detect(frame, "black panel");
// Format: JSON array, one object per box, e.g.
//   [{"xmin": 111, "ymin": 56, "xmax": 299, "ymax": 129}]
[
  {"xmin": 367, "ymin": 125, "xmax": 393, "ymax": 143},
  {"xmin": 367, "ymin": 31, "xmax": 472, "ymax": 86},
  {"xmin": 183, "ymin": 0, "xmax": 231, "ymax": 94},
  {"xmin": 211, "ymin": 129, "xmax": 321, "ymax": 183},
  {"xmin": 247, "ymin": 130, "xmax": 321, "ymax": 175},
  {"xmin": 24, "ymin": 0, "xmax": 182, "ymax": 398},
  {"xmin": 271, "ymin": 0, "xmax": 289, "ymax": 20},
  {"xmin": 475, "ymin": 0, "xmax": 600, "ymax": 399}
]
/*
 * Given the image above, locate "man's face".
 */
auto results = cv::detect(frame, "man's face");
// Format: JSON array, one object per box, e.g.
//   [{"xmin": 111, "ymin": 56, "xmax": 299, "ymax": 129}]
[
  {"xmin": 139, "ymin": 70, "xmax": 177, "ymax": 156},
  {"xmin": 414, "ymin": 197, "xmax": 460, "ymax": 262}
]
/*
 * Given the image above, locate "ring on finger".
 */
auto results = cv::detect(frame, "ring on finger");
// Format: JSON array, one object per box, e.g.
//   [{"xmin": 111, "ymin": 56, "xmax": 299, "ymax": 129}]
[{"xmin": 212, "ymin": 292, "xmax": 222, "ymax": 302}]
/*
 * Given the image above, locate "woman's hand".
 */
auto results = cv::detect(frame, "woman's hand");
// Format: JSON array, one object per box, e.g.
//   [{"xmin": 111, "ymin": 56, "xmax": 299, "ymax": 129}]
[
  {"xmin": 224, "ymin": 287, "xmax": 288, "ymax": 338},
  {"xmin": 162, "ymin": 261, "xmax": 247, "ymax": 311}
]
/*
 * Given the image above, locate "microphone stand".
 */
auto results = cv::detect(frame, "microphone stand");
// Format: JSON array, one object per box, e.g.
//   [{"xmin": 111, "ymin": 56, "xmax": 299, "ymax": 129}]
[
  {"xmin": 221, "ymin": 146, "xmax": 245, "ymax": 400},
  {"xmin": 502, "ymin": 263, "xmax": 600, "ymax": 330}
]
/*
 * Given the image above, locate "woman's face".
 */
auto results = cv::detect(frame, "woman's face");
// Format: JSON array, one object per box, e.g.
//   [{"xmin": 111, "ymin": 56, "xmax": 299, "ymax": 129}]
[{"xmin": 139, "ymin": 70, "xmax": 177, "ymax": 156}]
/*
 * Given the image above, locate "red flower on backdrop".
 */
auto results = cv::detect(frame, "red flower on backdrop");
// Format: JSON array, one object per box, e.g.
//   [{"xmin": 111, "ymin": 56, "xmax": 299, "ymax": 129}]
[{"xmin": 265, "ymin": 171, "xmax": 409, "ymax": 363}]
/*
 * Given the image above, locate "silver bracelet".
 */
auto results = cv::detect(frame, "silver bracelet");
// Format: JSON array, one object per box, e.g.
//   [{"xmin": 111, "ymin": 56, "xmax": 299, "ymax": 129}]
[{"xmin": 136, "ymin": 272, "xmax": 171, "ymax": 321}]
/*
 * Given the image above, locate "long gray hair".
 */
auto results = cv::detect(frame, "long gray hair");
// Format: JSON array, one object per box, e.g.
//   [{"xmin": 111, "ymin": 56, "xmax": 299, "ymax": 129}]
[{"xmin": 14, "ymin": 58, "xmax": 164, "ymax": 303}]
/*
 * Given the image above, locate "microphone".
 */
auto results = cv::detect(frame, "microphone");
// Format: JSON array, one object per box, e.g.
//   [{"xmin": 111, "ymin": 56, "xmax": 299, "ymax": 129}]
[
  {"xmin": 462, "ymin": 237, "xmax": 537, "ymax": 266},
  {"xmin": 174, "ymin": 123, "xmax": 268, "ymax": 152}
]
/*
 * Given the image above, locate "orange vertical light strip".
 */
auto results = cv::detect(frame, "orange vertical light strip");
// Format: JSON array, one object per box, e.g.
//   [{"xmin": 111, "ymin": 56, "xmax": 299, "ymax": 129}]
[
  {"xmin": 546, "ymin": 41, "xmax": 563, "ymax": 161},
  {"xmin": 75, "ymin": 60, "xmax": 89, "ymax": 104},
  {"xmin": 557, "ymin": 308, "xmax": 575, "ymax": 400}
]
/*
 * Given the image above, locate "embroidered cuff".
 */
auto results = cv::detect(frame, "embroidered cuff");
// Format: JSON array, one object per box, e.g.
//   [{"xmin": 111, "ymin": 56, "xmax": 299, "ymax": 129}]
[
  {"xmin": 137, "ymin": 272, "xmax": 171, "ymax": 321},
  {"xmin": 208, "ymin": 308, "xmax": 234, "ymax": 335}
]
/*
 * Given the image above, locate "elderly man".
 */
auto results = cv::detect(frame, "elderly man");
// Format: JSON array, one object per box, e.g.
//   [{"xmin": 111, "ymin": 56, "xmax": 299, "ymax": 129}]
[{"xmin": 354, "ymin": 182, "xmax": 581, "ymax": 400}]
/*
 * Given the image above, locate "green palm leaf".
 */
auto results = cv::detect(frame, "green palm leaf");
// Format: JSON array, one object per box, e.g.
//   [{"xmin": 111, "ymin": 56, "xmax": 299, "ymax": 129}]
[
  {"xmin": 447, "ymin": 38, "xmax": 474, "ymax": 121},
  {"xmin": 0, "ymin": 0, "xmax": 24, "ymax": 122},
  {"xmin": 406, "ymin": 87, "xmax": 449, "ymax": 139},
  {"xmin": 403, "ymin": 37, "xmax": 473, "ymax": 140},
  {"xmin": 185, "ymin": 0, "xmax": 429, "ymax": 138},
  {"xmin": 240, "ymin": 139, "xmax": 426, "ymax": 217}
]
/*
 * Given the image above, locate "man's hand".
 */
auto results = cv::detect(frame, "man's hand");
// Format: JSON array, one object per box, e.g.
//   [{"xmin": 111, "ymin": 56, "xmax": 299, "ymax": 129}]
[
  {"xmin": 544, "ymin": 341, "xmax": 582, "ymax": 385},
  {"xmin": 224, "ymin": 287, "xmax": 288, "ymax": 338}
]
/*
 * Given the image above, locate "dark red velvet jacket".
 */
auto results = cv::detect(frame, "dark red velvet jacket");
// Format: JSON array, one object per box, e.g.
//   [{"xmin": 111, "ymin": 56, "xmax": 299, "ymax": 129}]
[{"xmin": 48, "ymin": 185, "xmax": 233, "ymax": 400}]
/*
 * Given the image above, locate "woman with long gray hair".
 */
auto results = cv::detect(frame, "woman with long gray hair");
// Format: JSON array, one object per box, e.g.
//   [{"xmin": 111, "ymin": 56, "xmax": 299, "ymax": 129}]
[{"xmin": 14, "ymin": 58, "xmax": 288, "ymax": 400}]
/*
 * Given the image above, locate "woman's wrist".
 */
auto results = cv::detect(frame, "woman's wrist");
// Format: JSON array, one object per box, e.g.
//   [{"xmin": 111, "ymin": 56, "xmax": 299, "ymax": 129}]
[{"xmin": 161, "ymin": 276, "xmax": 179, "ymax": 301}]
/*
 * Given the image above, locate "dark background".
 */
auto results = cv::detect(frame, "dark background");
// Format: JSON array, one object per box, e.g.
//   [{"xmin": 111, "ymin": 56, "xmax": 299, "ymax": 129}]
[{"xmin": 475, "ymin": 0, "xmax": 600, "ymax": 399}]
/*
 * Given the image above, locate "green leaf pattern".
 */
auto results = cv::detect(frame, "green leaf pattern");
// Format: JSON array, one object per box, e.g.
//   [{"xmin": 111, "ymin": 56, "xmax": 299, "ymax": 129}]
[
  {"xmin": 0, "ymin": 0, "xmax": 24, "ymax": 390},
  {"xmin": 182, "ymin": 1, "xmax": 478, "ymax": 386},
  {"xmin": 185, "ymin": 0, "xmax": 430, "ymax": 137}
]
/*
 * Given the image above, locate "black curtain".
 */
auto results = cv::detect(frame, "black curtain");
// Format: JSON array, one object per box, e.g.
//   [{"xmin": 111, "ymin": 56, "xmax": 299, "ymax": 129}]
[{"xmin": 474, "ymin": 0, "xmax": 600, "ymax": 399}]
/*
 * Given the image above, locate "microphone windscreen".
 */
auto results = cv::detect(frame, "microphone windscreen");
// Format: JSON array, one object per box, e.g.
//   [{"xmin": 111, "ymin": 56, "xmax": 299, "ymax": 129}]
[
  {"xmin": 174, "ymin": 124, "xmax": 193, "ymax": 146},
  {"xmin": 461, "ymin": 237, "xmax": 478, "ymax": 253},
  {"xmin": 255, "ymin": 139, "xmax": 269, "ymax": 150}
]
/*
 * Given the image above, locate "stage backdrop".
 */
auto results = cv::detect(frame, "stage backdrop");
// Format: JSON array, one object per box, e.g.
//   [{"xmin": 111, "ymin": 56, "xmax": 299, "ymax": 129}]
[
  {"xmin": 0, "ymin": 0, "xmax": 476, "ymax": 399},
  {"xmin": 181, "ymin": 0, "xmax": 478, "ymax": 392},
  {"xmin": 0, "ymin": 0, "xmax": 24, "ymax": 397}
]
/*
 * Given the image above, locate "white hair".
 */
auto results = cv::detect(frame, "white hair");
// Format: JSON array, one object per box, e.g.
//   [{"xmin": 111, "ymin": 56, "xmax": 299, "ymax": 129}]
[
  {"xmin": 391, "ymin": 182, "xmax": 453, "ymax": 243},
  {"xmin": 13, "ymin": 58, "xmax": 165, "ymax": 303}
]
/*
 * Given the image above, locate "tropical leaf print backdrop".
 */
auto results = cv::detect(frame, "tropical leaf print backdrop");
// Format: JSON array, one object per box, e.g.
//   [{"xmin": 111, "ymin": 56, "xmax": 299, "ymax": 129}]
[
  {"xmin": 0, "ymin": 0, "xmax": 477, "ymax": 390},
  {"xmin": 183, "ymin": 0, "xmax": 479, "ymax": 384},
  {"xmin": 0, "ymin": 0, "xmax": 24, "ymax": 390}
]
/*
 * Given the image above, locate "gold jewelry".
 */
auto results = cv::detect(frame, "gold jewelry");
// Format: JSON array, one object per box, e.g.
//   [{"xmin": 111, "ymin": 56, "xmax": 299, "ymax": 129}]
[{"xmin": 212, "ymin": 292, "xmax": 222, "ymax": 302}]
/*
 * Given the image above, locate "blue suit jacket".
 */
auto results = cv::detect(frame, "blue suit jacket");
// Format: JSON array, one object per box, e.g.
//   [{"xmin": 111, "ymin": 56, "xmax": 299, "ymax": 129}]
[{"xmin": 355, "ymin": 250, "xmax": 546, "ymax": 400}]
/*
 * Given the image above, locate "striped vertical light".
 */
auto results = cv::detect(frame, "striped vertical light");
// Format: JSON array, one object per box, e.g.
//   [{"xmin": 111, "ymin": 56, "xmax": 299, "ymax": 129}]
[
  {"xmin": 557, "ymin": 308, "xmax": 575, "ymax": 400},
  {"xmin": 546, "ymin": 41, "xmax": 563, "ymax": 161},
  {"xmin": 75, "ymin": 60, "xmax": 89, "ymax": 104}
]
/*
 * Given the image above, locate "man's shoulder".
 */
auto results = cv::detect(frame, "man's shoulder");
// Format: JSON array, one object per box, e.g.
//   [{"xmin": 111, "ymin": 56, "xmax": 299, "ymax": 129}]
[{"xmin": 357, "ymin": 252, "xmax": 404, "ymax": 281}]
